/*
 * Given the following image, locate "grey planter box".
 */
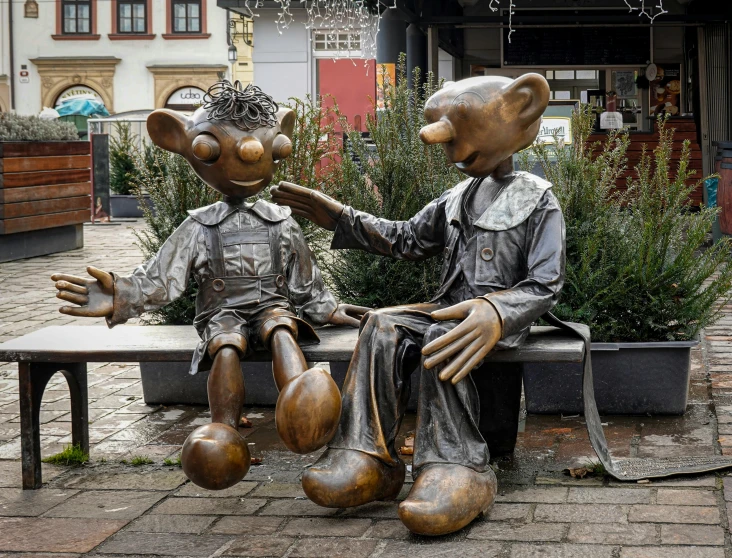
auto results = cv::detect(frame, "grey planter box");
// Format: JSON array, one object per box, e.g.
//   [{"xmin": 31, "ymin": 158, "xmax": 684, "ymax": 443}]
[
  {"xmin": 140, "ymin": 360, "xmax": 350, "ymax": 406},
  {"xmin": 522, "ymin": 340, "xmax": 699, "ymax": 416},
  {"xmin": 110, "ymin": 194, "xmax": 151, "ymax": 218}
]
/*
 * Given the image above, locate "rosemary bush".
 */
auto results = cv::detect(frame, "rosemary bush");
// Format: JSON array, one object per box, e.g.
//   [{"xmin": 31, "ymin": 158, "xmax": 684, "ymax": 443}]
[
  {"xmin": 523, "ymin": 107, "xmax": 732, "ymax": 342},
  {"xmin": 320, "ymin": 57, "xmax": 462, "ymax": 307},
  {"xmin": 109, "ymin": 122, "xmax": 140, "ymax": 195},
  {"xmin": 131, "ymin": 144, "xmax": 220, "ymax": 325},
  {"xmin": 0, "ymin": 113, "xmax": 78, "ymax": 141},
  {"xmin": 271, "ymin": 95, "xmax": 344, "ymax": 244}
]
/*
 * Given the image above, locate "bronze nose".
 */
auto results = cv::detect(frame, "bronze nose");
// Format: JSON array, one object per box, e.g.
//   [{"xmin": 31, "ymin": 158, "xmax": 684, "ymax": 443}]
[{"xmin": 238, "ymin": 139, "xmax": 264, "ymax": 163}]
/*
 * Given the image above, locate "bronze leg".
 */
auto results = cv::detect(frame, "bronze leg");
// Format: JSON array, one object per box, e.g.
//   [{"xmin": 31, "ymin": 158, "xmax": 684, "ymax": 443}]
[
  {"xmin": 181, "ymin": 344, "xmax": 251, "ymax": 490},
  {"xmin": 270, "ymin": 327, "xmax": 341, "ymax": 454},
  {"xmin": 207, "ymin": 346, "xmax": 246, "ymax": 428}
]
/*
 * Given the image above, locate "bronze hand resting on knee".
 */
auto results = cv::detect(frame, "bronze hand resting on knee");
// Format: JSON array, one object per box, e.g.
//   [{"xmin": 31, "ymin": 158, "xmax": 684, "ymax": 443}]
[
  {"xmin": 52, "ymin": 81, "xmax": 367, "ymax": 491},
  {"xmin": 272, "ymin": 74, "xmax": 564, "ymax": 536}
]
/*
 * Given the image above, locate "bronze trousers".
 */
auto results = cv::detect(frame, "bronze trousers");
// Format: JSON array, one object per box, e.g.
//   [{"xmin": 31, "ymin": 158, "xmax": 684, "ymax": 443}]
[{"xmin": 330, "ymin": 304, "xmax": 497, "ymax": 478}]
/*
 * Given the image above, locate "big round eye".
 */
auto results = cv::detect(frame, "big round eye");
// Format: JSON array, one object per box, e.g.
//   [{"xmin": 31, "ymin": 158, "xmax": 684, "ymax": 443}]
[
  {"xmin": 272, "ymin": 135, "xmax": 293, "ymax": 161},
  {"xmin": 192, "ymin": 134, "xmax": 221, "ymax": 162},
  {"xmin": 455, "ymin": 101, "xmax": 470, "ymax": 120}
]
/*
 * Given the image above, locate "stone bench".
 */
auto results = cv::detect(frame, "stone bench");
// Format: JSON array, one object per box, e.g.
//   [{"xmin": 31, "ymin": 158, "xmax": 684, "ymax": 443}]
[{"xmin": 0, "ymin": 324, "xmax": 587, "ymax": 489}]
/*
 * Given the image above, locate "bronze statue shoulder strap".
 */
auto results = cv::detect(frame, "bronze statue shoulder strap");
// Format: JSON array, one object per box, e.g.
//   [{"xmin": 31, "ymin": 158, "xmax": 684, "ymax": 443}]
[
  {"xmin": 542, "ymin": 312, "xmax": 732, "ymax": 481},
  {"xmin": 204, "ymin": 224, "xmax": 225, "ymax": 278}
]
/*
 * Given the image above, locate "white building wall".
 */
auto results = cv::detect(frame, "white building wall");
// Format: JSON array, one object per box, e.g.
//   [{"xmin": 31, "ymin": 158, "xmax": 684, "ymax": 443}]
[
  {"xmin": 251, "ymin": 9, "xmax": 311, "ymax": 104},
  {"xmin": 9, "ymin": 0, "xmax": 230, "ymax": 115}
]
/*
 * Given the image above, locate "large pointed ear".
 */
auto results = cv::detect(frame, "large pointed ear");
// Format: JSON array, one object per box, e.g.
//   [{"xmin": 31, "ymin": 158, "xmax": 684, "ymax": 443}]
[
  {"xmin": 502, "ymin": 73, "xmax": 550, "ymax": 128},
  {"xmin": 277, "ymin": 108, "xmax": 296, "ymax": 139},
  {"xmin": 147, "ymin": 109, "xmax": 189, "ymax": 154}
]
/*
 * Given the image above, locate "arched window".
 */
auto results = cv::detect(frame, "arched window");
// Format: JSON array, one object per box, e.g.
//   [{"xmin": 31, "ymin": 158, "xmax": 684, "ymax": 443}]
[{"xmin": 165, "ymin": 86, "xmax": 206, "ymax": 112}]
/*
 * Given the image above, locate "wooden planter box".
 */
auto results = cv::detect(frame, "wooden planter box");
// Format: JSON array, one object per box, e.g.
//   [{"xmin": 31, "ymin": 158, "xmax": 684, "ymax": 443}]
[{"xmin": 0, "ymin": 141, "xmax": 91, "ymax": 262}]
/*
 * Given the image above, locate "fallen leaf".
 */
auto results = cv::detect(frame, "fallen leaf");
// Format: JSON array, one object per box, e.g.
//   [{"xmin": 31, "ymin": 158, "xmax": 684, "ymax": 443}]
[
  {"xmin": 251, "ymin": 457, "xmax": 263, "ymax": 465},
  {"xmin": 399, "ymin": 446, "xmax": 414, "ymax": 456},
  {"xmin": 566, "ymin": 467, "xmax": 590, "ymax": 479},
  {"xmin": 239, "ymin": 417, "xmax": 253, "ymax": 428}
]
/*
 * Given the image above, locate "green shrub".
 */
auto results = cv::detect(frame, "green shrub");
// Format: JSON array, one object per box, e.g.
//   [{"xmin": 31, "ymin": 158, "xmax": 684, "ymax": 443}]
[
  {"xmin": 0, "ymin": 113, "xmax": 78, "ymax": 141},
  {"xmin": 522, "ymin": 106, "xmax": 732, "ymax": 342},
  {"xmin": 109, "ymin": 122, "xmax": 140, "ymax": 195},
  {"xmin": 271, "ymin": 95, "xmax": 345, "ymax": 245},
  {"xmin": 320, "ymin": 56, "xmax": 462, "ymax": 307},
  {"xmin": 131, "ymin": 143, "xmax": 221, "ymax": 325}
]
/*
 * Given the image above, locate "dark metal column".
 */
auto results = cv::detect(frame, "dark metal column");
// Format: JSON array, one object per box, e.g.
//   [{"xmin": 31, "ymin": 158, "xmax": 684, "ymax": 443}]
[
  {"xmin": 406, "ymin": 23, "xmax": 427, "ymax": 90},
  {"xmin": 376, "ymin": 9, "xmax": 406, "ymax": 66}
]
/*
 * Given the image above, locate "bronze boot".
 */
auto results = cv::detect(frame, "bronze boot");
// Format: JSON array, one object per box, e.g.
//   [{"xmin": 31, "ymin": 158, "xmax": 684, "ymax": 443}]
[
  {"xmin": 398, "ymin": 464, "xmax": 497, "ymax": 536},
  {"xmin": 302, "ymin": 448, "xmax": 405, "ymax": 508}
]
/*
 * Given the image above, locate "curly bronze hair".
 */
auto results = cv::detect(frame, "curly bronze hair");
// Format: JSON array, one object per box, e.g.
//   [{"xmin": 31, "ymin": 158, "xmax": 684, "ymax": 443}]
[{"xmin": 203, "ymin": 80, "xmax": 279, "ymax": 131}]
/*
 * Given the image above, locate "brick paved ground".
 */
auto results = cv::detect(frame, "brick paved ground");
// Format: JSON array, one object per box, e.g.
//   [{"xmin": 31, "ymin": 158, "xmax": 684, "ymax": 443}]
[{"xmin": 0, "ymin": 221, "xmax": 731, "ymax": 557}]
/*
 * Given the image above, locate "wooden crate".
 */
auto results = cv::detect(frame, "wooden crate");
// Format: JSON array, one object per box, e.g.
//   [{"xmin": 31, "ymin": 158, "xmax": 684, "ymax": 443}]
[{"xmin": 0, "ymin": 141, "xmax": 91, "ymax": 235}]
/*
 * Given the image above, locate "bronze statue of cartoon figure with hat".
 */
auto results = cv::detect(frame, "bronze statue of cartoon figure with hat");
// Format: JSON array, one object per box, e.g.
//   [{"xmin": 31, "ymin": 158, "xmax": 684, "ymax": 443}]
[
  {"xmin": 272, "ymin": 73, "xmax": 564, "ymax": 536},
  {"xmin": 51, "ymin": 81, "xmax": 368, "ymax": 491}
]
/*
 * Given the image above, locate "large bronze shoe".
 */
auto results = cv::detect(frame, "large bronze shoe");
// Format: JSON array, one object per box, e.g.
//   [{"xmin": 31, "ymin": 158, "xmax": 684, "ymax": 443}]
[
  {"xmin": 398, "ymin": 464, "xmax": 497, "ymax": 536},
  {"xmin": 275, "ymin": 367, "xmax": 342, "ymax": 454},
  {"xmin": 181, "ymin": 423, "xmax": 251, "ymax": 491},
  {"xmin": 302, "ymin": 448, "xmax": 405, "ymax": 508}
]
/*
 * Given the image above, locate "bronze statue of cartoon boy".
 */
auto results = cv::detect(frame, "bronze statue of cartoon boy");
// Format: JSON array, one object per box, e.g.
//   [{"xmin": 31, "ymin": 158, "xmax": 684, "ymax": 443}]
[
  {"xmin": 51, "ymin": 81, "xmax": 368, "ymax": 490},
  {"xmin": 271, "ymin": 74, "xmax": 564, "ymax": 536}
]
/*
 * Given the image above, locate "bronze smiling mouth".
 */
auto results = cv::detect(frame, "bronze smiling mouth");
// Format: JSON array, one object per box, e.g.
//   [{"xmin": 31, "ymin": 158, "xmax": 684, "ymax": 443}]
[
  {"xmin": 455, "ymin": 152, "xmax": 479, "ymax": 170},
  {"xmin": 231, "ymin": 179, "xmax": 263, "ymax": 187}
]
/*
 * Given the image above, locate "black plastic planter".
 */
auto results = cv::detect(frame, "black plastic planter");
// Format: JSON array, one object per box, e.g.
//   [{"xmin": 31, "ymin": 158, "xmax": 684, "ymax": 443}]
[
  {"xmin": 109, "ymin": 194, "xmax": 152, "ymax": 218},
  {"xmin": 522, "ymin": 340, "xmax": 699, "ymax": 416}
]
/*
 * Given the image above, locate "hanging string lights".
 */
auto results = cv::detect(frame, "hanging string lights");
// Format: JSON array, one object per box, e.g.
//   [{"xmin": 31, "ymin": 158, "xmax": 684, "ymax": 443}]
[{"xmin": 239, "ymin": 1, "xmax": 667, "ymax": 54}]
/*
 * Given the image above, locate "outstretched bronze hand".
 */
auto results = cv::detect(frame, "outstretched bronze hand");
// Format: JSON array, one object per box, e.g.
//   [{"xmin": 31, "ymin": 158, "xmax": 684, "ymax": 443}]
[
  {"xmin": 270, "ymin": 181, "xmax": 345, "ymax": 231},
  {"xmin": 422, "ymin": 299, "xmax": 502, "ymax": 385},
  {"xmin": 328, "ymin": 303, "xmax": 371, "ymax": 328},
  {"xmin": 51, "ymin": 266, "xmax": 114, "ymax": 318}
]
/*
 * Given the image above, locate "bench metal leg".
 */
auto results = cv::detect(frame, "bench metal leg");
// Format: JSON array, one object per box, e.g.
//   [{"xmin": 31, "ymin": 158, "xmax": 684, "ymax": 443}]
[
  {"xmin": 19, "ymin": 362, "xmax": 87, "ymax": 490},
  {"xmin": 475, "ymin": 362, "xmax": 523, "ymax": 459}
]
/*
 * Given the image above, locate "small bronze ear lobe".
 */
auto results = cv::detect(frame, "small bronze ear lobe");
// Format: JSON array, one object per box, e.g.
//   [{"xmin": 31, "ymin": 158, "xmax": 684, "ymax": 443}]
[
  {"xmin": 147, "ymin": 109, "xmax": 189, "ymax": 154},
  {"xmin": 277, "ymin": 108, "xmax": 296, "ymax": 139},
  {"xmin": 272, "ymin": 135, "xmax": 293, "ymax": 161},
  {"xmin": 503, "ymin": 73, "xmax": 550, "ymax": 128},
  {"xmin": 419, "ymin": 120, "xmax": 455, "ymax": 145}
]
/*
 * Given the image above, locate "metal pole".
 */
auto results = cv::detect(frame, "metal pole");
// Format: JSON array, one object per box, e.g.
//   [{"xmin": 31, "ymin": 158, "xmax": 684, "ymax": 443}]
[{"xmin": 9, "ymin": 0, "xmax": 15, "ymax": 110}]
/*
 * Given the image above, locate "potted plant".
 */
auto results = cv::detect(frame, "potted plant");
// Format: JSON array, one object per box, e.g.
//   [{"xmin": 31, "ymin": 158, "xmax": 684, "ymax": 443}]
[
  {"xmin": 109, "ymin": 122, "xmax": 150, "ymax": 218},
  {"xmin": 520, "ymin": 107, "xmax": 732, "ymax": 415},
  {"xmin": 0, "ymin": 113, "xmax": 91, "ymax": 262}
]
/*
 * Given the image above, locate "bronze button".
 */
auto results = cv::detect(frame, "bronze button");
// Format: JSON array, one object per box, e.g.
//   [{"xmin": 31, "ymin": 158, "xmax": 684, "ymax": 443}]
[
  {"xmin": 276, "ymin": 275, "xmax": 286, "ymax": 288},
  {"xmin": 212, "ymin": 278, "xmax": 225, "ymax": 292},
  {"xmin": 481, "ymin": 247, "xmax": 494, "ymax": 262}
]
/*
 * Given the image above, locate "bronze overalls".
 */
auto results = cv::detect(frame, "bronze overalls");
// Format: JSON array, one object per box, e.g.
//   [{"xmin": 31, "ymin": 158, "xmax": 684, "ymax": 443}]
[{"xmin": 190, "ymin": 219, "xmax": 318, "ymax": 375}]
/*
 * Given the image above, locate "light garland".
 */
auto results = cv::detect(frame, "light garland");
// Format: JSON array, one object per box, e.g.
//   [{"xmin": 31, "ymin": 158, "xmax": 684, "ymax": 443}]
[
  {"xmin": 239, "ymin": 1, "xmax": 384, "ymax": 59},
  {"xmin": 623, "ymin": 0, "xmax": 669, "ymax": 23},
  {"xmin": 240, "ymin": 0, "xmax": 667, "ymax": 55}
]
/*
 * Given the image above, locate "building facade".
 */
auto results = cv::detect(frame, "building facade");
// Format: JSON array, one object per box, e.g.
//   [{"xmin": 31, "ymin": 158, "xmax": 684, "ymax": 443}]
[{"xmin": 5, "ymin": 0, "xmax": 234, "ymax": 115}]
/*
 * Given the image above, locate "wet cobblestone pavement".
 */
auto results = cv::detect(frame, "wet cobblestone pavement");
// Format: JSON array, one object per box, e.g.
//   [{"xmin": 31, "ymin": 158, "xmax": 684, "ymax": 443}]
[{"xmin": 0, "ymin": 221, "xmax": 731, "ymax": 557}]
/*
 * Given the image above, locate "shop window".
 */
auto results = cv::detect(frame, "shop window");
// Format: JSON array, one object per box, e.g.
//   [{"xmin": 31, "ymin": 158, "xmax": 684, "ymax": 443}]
[
  {"xmin": 172, "ymin": 0, "xmax": 201, "ymax": 33},
  {"xmin": 118, "ymin": 0, "xmax": 147, "ymax": 33},
  {"xmin": 62, "ymin": 0, "xmax": 91, "ymax": 34}
]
